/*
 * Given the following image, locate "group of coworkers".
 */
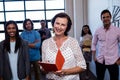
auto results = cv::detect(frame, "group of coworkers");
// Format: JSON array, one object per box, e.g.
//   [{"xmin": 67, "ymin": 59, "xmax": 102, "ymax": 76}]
[{"xmin": 0, "ymin": 9, "xmax": 120, "ymax": 80}]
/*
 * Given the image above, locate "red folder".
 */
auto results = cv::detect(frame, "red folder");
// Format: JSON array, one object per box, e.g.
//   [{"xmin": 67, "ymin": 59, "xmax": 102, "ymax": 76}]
[
  {"xmin": 39, "ymin": 62, "xmax": 58, "ymax": 72},
  {"xmin": 39, "ymin": 50, "xmax": 65, "ymax": 72}
]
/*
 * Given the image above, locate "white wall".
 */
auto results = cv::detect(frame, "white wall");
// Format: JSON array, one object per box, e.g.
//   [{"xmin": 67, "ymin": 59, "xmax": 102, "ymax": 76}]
[{"xmin": 88, "ymin": 0, "xmax": 109, "ymax": 34}]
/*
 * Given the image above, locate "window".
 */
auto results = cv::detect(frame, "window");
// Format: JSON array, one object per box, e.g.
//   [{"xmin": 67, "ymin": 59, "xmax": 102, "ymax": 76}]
[
  {"xmin": 46, "ymin": 0, "xmax": 64, "ymax": 9},
  {"xmin": 0, "ymin": 2, "xmax": 3, "ymax": 11},
  {"xmin": 26, "ymin": 11, "xmax": 45, "ymax": 20},
  {"xmin": 26, "ymin": 1, "xmax": 44, "ymax": 10},
  {"xmin": 6, "ymin": 12, "xmax": 25, "ymax": 21},
  {"xmin": 0, "ymin": 13, "xmax": 4, "ymax": 22},
  {"xmin": 5, "ymin": 1, "xmax": 24, "ymax": 11},
  {"xmin": 0, "ymin": 0, "xmax": 65, "ymax": 41}
]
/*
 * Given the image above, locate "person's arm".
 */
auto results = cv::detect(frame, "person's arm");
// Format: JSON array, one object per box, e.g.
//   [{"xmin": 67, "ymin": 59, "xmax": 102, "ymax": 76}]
[
  {"xmin": 40, "ymin": 39, "xmax": 50, "ymax": 73},
  {"xmin": 54, "ymin": 66, "xmax": 84, "ymax": 76},
  {"xmin": 115, "ymin": 28, "xmax": 120, "ymax": 65},
  {"xmin": 91, "ymin": 30, "xmax": 98, "ymax": 62},
  {"xmin": 92, "ymin": 50, "xmax": 97, "ymax": 61},
  {"xmin": 41, "ymin": 40, "xmax": 47, "ymax": 62},
  {"xmin": 29, "ymin": 31, "xmax": 41, "ymax": 49},
  {"xmin": 74, "ymin": 39, "xmax": 86, "ymax": 71},
  {"xmin": 22, "ymin": 41, "xmax": 30, "ymax": 80},
  {"xmin": 28, "ymin": 39, "xmax": 39, "ymax": 48}
]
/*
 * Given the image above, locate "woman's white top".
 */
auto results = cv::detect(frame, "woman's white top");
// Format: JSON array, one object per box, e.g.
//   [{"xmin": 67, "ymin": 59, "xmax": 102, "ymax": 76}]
[
  {"xmin": 8, "ymin": 42, "xmax": 19, "ymax": 80},
  {"xmin": 42, "ymin": 37, "xmax": 86, "ymax": 80}
]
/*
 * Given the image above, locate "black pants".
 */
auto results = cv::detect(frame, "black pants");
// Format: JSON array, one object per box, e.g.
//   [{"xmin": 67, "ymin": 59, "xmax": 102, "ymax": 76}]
[{"xmin": 95, "ymin": 61, "xmax": 119, "ymax": 80}]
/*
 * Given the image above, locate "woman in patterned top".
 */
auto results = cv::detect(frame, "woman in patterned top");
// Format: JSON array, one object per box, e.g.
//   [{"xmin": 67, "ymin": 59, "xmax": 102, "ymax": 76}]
[{"xmin": 41, "ymin": 12, "xmax": 86, "ymax": 80}]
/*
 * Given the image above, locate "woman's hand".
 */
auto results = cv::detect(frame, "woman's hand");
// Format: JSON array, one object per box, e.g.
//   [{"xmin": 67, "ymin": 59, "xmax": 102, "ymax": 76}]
[
  {"xmin": 54, "ymin": 70, "xmax": 67, "ymax": 77},
  {"xmin": 54, "ymin": 66, "xmax": 82, "ymax": 76}
]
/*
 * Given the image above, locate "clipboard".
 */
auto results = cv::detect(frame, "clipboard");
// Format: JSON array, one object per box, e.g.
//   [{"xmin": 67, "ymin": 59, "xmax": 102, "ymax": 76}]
[{"xmin": 39, "ymin": 62, "xmax": 58, "ymax": 72}]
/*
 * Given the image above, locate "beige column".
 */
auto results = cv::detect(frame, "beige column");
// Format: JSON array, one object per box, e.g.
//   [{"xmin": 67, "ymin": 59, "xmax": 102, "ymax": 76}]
[
  {"xmin": 65, "ymin": 0, "xmax": 88, "ymax": 42},
  {"xmin": 65, "ymin": 0, "xmax": 74, "ymax": 37}
]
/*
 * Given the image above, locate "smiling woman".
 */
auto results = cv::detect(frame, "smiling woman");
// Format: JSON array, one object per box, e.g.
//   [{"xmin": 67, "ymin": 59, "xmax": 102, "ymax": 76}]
[
  {"xmin": 41, "ymin": 13, "xmax": 86, "ymax": 80},
  {"xmin": 0, "ymin": 20, "xmax": 30, "ymax": 80},
  {"xmin": 7, "ymin": 23, "xmax": 17, "ymax": 41}
]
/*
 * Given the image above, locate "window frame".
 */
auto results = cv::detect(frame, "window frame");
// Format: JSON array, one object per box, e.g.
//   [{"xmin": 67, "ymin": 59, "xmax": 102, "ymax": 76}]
[{"xmin": 0, "ymin": 0, "xmax": 65, "ymax": 41}]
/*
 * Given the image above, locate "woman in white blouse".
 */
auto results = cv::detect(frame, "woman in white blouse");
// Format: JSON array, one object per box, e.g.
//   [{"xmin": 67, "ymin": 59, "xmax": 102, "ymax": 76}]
[{"xmin": 42, "ymin": 12, "xmax": 86, "ymax": 80}]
